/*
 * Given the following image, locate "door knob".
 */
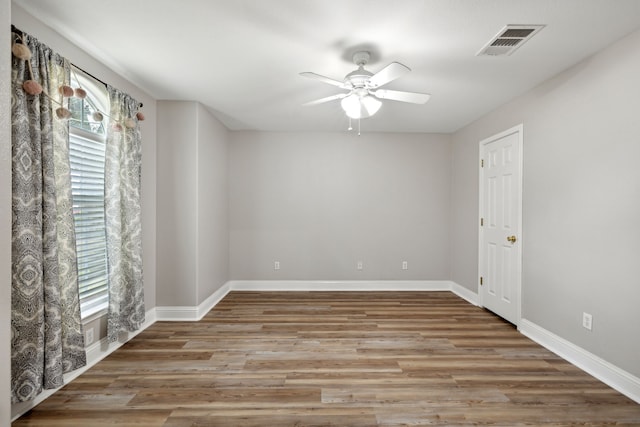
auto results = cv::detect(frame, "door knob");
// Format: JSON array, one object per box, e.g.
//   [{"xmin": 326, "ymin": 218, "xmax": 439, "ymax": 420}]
[{"xmin": 507, "ymin": 235, "xmax": 517, "ymax": 243}]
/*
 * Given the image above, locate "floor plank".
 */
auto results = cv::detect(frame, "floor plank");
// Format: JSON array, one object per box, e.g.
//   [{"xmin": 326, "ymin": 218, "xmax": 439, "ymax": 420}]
[{"xmin": 14, "ymin": 291, "xmax": 640, "ymax": 426}]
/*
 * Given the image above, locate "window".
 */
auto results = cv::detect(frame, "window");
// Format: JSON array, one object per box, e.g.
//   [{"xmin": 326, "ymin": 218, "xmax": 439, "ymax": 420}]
[{"xmin": 69, "ymin": 68, "xmax": 109, "ymax": 319}]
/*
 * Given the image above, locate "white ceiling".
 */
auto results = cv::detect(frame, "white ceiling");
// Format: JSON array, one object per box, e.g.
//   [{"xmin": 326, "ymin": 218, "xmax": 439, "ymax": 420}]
[{"xmin": 14, "ymin": 0, "xmax": 640, "ymax": 133}]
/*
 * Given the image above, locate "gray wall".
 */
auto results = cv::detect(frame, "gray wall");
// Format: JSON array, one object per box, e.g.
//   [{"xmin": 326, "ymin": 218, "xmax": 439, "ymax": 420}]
[
  {"xmin": 451, "ymin": 28, "xmax": 640, "ymax": 377},
  {"xmin": 2, "ymin": 0, "xmax": 12, "ymax": 423},
  {"xmin": 157, "ymin": 101, "xmax": 229, "ymax": 306},
  {"xmin": 196, "ymin": 104, "xmax": 230, "ymax": 304},
  {"xmin": 229, "ymin": 131, "xmax": 451, "ymax": 280},
  {"xmin": 157, "ymin": 102, "xmax": 198, "ymax": 305}
]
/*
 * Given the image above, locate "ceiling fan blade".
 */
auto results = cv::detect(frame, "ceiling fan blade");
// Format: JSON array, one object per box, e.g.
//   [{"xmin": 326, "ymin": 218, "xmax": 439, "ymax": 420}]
[
  {"xmin": 368, "ymin": 62, "xmax": 410, "ymax": 88},
  {"xmin": 372, "ymin": 89, "xmax": 431, "ymax": 104},
  {"xmin": 302, "ymin": 93, "xmax": 348, "ymax": 106},
  {"xmin": 300, "ymin": 72, "xmax": 348, "ymax": 88}
]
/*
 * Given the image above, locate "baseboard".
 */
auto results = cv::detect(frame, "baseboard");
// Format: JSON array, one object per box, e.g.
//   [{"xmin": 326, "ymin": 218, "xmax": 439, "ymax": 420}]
[
  {"xmin": 450, "ymin": 281, "xmax": 480, "ymax": 306},
  {"xmin": 239, "ymin": 280, "xmax": 480, "ymax": 305},
  {"xmin": 197, "ymin": 283, "xmax": 232, "ymax": 319},
  {"xmin": 11, "ymin": 307, "xmax": 157, "ymax": 421},
  {"xmin": 155, "ymin": 283, "xmax": 232, "ymax": 321},
  {"xmin": 152, "ymin": 305, "xmax": 199, "ymax": 321},
  {"xmin": 228, "ymin": 279, "xmax": 455, "ymax": 292},
  {"xmin": 519, "ymin": 319, "xmax": 640, "ymax": 404}
]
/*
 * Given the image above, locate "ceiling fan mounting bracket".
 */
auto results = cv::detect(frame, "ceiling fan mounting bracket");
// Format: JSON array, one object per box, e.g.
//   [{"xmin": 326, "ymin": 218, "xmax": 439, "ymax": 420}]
[{"xmin": 352, "ymin": 51, "xmax": 370, "ymax": 67}]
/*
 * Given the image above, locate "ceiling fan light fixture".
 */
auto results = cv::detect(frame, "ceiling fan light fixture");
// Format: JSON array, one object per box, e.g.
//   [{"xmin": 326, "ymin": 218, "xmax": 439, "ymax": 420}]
[
  {"xmin": 341, "ymin": 93, "xmax": 381, "ymax": 119},
  {"xmin": 361, "ymin": 95, "xmax": 382, "ymax": 118}
]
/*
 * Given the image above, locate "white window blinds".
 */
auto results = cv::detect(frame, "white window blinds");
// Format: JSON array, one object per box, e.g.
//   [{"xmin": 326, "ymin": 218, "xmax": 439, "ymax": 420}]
[
  {"xmin": 70, "ymin": 130, "xmax": 108, "ymax": 317},
  {"xmin": 69, "ymin": 67, "xmax": 109, "ymax": 319}
]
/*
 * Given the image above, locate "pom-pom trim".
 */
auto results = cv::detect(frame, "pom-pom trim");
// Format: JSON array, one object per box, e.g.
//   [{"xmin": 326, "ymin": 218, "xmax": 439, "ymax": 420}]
[
  {"xmin": 58, "ymin": 85, "xmax": 74, "ymax": 97},
  {"xmin": 12, "ymin": 43, "xmax": 32, "ymax": 61},
  {"xmin": 23, "ymin": 80, "xmax": 43, "ymax": 95},
  {"xmin": 56, "ymin": 107, "xmax": 72, "ymax": 120},
  {"xmin": 74, "ymin": 88, "xmax": 87, "ymax": 99}
]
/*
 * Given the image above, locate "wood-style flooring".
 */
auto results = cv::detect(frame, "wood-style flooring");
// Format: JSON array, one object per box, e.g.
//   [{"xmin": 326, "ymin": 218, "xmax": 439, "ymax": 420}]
[{"xmin": 14, "ymin": 291, "xmax": 640, "ymax": 426}]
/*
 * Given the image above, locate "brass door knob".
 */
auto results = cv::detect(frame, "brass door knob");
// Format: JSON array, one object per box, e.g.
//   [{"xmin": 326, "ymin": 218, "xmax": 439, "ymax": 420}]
[{"xmin": 507, "ymin": 235, "xmax": 517, "ymax": 243}]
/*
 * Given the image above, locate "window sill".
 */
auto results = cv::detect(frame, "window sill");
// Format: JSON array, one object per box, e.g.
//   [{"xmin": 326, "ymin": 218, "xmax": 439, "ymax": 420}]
[{"xmin": 81, "ymin": 304, "xmax": 108, "ymax": 324}]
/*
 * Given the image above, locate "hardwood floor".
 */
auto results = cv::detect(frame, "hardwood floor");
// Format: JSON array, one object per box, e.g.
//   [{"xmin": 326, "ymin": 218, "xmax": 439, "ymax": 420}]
[{"xmin": 14, "ymin": 291, "xmax": 640, "ymax": 426}]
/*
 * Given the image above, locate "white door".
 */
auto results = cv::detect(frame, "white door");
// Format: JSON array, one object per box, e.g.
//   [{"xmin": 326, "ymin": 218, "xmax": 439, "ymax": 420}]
[{"xmin": 479, "ymin": 125, "xmax": 522, "ymax": 325}]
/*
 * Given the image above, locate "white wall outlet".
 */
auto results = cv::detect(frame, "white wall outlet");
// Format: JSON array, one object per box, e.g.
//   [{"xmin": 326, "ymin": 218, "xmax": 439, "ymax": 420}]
[
  {"xmin": 402, "ymin": 261, "xmax": 408, "ymax": 270},
  {"xmin": 85, "ymin": 328, "xmax": 94, "ymax": 346},
  {"xmin": 274, "ymin": 261, "xmax": 280, "ymax": 270},
  {"xmin": 582, "ymin": 312, "xmax": 593, "ymax": 331},
  {"xmin": 357, "ymin": 261, "xmax": 363, "ymax": 271}
]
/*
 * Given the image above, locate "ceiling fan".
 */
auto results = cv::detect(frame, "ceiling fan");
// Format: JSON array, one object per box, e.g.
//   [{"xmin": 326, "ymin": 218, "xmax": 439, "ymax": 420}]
[{"xmin": 300, "ymin": 51, "xmax": 430, "ymax": 119}]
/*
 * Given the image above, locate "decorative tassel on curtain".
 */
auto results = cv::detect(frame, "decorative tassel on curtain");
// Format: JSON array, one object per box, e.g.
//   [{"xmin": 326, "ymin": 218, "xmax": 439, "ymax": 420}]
[
  {"xmin": 11, "ymin": 30, "xmax": 86, "ymax": 403},
  {"xmin": 105, "ymin": 86, "xmax": 145, "ymax": 343}
]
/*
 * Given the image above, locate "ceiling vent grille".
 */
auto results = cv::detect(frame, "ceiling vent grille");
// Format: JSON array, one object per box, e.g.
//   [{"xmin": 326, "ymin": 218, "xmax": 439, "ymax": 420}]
[{"xmin": 477, "ymin": 25, "xmax": 545, "ymax": 56}]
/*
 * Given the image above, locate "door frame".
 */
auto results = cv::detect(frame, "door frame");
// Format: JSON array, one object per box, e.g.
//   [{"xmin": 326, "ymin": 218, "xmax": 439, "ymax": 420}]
[{"xmin": 477, "ymin": 124, "xmax": 524, "ymax": 326}]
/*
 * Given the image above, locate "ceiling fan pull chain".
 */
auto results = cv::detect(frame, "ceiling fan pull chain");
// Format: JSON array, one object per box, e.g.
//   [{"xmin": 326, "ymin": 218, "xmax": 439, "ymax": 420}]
[
  {"xmin": 348, "ymin": 117, "xmax": 352, "ymax": 131},
  {"xmin": 358, "ymin": 118, "xmax": 361, "ymax": 136}
]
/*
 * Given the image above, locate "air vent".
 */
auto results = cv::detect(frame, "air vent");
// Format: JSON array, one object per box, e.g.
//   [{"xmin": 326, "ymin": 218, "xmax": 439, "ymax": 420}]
[{"xmin": 477, "ymin": 25, "xmax": 544, "ymax": 56}]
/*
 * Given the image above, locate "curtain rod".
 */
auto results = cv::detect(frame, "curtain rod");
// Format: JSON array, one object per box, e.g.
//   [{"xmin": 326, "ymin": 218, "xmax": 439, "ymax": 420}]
[
  {"xmin": 73, "ymin": 64, "xmax": 143, "ymax": 108},
  {"xmin": 11, "ymin": 24, "xmax": 143, "ymax": 108},
  {"xmin": 72, "ymin": 64, "xmax": 108, "ymax": 88}
]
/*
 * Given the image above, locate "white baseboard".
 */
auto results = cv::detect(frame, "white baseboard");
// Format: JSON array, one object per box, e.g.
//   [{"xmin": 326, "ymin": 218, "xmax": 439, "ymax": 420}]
[
  {"xmin": 519, "ymin": 319, "xmax": 640, "ymax": 404},
  {"xmin": 228, "ymin": 279, "xmax": 455, "ymax": 292},
  {"xmin": 215, "ymin": 280, "xmax": 478, "ymax": 307},
  {"xmin": 155, "ymin": 283, "xmax": 232, "ymax": 321},
  {"xmin": 152, "ymin": 305, "xmax": 199, "ymax": 321},
  {"xmin": 229, "ymin": 280, "xmax": 481, "ymax": 305},
  {"xmin": 11, "ymin": 307, "xmax": 157, "ymax": 421},
  {"xmin": 451, "ymin": 281, "xmax": 480, "ymax": 306}
]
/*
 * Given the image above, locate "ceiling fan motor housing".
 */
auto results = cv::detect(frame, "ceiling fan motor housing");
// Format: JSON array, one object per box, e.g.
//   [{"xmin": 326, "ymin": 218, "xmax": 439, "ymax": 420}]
[
  {"xmin": 346, "ymin": 51, "xmax": 374, "ymax": 88},
  {"xmin": 345, "ymin": 68, "xmax": 373, "ymax": 88}
]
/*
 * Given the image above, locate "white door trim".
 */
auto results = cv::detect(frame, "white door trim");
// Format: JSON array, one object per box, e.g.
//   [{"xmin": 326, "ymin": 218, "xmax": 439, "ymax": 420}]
[{"xmin": 478, "ymin": 124, "xmax": 523, "ymax": 325}]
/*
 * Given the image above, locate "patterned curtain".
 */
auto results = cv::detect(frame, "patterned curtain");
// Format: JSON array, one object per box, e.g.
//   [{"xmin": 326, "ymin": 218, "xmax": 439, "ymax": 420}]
[
  {"xmin": 11, "ymin": 31, "xmax": 86, "ymax": 403},
  {"xmin": 105, "ymin": 86, "xmax": 145, "ymax": 343}
]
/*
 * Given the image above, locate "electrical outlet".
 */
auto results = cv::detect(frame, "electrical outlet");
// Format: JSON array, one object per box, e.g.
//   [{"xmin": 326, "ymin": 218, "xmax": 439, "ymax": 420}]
[
  {"xmin": 402, "ymin": 261, "xmax": 408, "ymax": 270},
  {"xmin": 582, "ymin": 312, "xmax": 593, "ymax": 331},
  {"xmin": 357, "ymin": 261, "xmax": 363, "ymax": 271},
  {"xmin": 85, "ymin": 328, "xmax": 94, "ymax": 346},
  {"xmin": 274, "ymin": 261, "xmax": 280, "ymax": 270}
]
